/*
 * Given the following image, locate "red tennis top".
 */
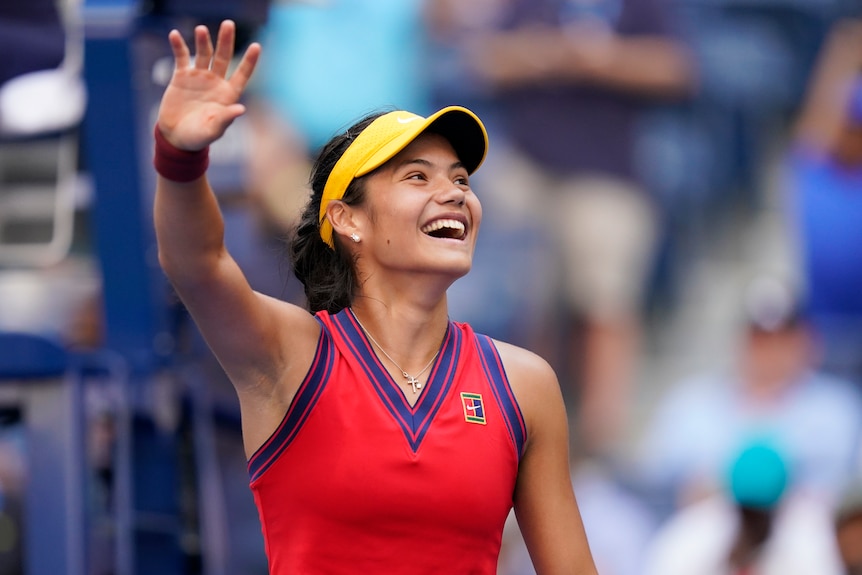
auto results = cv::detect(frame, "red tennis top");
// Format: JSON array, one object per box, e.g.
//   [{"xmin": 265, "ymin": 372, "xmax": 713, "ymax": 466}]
[{"xmin": 248, "ymin": 308, "xmax": 527, "ymax": 574}]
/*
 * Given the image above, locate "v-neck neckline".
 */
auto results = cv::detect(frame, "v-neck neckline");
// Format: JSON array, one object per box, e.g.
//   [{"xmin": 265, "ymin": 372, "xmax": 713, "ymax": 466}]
[{"xmin": 333, "ymin": 308, "xmax": 462, "ymax": 451}]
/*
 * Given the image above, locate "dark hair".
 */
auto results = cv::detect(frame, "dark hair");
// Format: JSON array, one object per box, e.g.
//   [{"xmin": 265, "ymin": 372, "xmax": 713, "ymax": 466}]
[{"xmin": 289, "ymin": 111, "xmax": 387, "ymax": 314}]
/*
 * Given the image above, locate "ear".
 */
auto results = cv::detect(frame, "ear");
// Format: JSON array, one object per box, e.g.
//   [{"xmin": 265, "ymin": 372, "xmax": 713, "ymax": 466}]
[{"xmin": 325, "ymin": 200, "xmax": 360, "ymax": 243}]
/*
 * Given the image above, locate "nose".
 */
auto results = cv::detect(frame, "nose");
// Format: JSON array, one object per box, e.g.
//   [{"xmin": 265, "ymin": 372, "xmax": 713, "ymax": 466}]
[{"xmin": 438, "ymin": 180, "xmax": 467, "ymax": 206}]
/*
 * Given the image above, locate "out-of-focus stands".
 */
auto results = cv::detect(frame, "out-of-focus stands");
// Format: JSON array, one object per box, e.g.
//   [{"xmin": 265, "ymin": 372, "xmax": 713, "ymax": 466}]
[
  {"xmin": 3, "ymin": 0, "xmax": 862, "ymax": 574},
  {"xmin": 0, "ymin": 0, "xmax": 100, "ymax": 573},
  {"xmin": 0, "ymin": 0, "xmax": 274, "ymax": 573}
]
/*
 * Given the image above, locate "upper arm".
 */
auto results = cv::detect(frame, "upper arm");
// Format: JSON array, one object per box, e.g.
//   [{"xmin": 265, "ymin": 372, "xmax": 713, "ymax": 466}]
[
  {"xmin": 170, "ymin": 249, "xmax": 320, "ymax": 399},
  {"xmin": 154, "ymin": 175, "xmax": 320, "ymax": 403},
  {"xmin": 496, "ymin": 341, "xmax": 598, "ymax": 575},
  {"xmin": 168, "ymin": 249, "xmax": 323, "ymax": 458}
]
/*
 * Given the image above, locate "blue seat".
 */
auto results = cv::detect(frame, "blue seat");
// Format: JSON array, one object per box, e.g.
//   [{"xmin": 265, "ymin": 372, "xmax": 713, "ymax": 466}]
[
  {"xmin": 0, "ymin": 332, "xmax": 86, "ymax": 575},
  {"xmin": 0, "ymin": 332, "xmax": 67, "ymax": 378}
]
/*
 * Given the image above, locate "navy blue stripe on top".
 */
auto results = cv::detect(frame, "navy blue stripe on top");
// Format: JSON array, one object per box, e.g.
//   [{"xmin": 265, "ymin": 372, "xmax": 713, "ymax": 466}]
[{"xmin": 475, "ymin": 334, "xmax": 527, "ymax": 459}]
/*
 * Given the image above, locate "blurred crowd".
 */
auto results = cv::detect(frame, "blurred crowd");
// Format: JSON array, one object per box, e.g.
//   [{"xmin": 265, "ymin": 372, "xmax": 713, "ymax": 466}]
[{"xmin": 3, "ymin": 0, "xmax": 862, "ymax": 574}]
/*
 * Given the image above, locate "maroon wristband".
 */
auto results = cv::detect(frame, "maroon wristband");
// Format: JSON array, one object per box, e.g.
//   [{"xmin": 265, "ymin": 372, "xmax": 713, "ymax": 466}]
[{"xmin": 153, "ymin": 124, "xmax": 210, "ymax": 183}]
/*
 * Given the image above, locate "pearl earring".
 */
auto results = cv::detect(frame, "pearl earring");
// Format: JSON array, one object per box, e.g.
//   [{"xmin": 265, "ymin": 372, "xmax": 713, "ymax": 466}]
[{"xmin": 350, "ymin": 233, "xmax": 360, "ymax": 243}]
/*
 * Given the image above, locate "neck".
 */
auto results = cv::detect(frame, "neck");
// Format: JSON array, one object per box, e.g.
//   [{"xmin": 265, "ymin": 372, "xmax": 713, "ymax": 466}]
[
  {"xmin": 349, "ymin": 301, "xmax": 449, "ymax": 369},
  {"xmin": 352, "ymin": 259, "xmax": 461, "ymax": 316}
]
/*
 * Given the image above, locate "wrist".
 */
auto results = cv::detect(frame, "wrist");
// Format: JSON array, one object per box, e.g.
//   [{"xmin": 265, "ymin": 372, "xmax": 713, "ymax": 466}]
[{"xmin": 153, "ymin": 124, "xmax": 210, "ymax": 182}]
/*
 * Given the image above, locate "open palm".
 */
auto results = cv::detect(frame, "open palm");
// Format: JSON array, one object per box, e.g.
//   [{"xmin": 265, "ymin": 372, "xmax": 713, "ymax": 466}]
[{"xmin": 157, "ymin": 20, "xmax": 261, "ymax": 151}]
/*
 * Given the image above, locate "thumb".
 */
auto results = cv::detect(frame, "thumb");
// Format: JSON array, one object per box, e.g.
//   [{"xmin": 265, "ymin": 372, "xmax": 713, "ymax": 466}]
[
  {"xmin": 225, "ymin": 103, "xmax": 247, "ymax": 121},
  {"xmin": 209, "ymin": 103, "xmax": 247, "ymax": 140}
]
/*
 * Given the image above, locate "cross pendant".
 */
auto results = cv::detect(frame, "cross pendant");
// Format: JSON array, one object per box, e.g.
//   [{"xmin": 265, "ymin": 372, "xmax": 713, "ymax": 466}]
[{"xmin": 405, "ymin": 374, "xmax": 422, "ymax": 393}]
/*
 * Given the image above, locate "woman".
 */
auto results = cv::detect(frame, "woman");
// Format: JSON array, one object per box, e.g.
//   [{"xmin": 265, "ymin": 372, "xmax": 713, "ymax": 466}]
[{"xmin": 153, "ymin": 19, "xmax": 597, "ymax": 574}]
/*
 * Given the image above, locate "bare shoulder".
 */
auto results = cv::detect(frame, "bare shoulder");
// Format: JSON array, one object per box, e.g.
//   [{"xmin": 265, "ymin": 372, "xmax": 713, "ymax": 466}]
[
  {"xmin": 492, "ymin": 339, "xmax": 565, "ymax": 426},
  {"xmin": 492, "ymin": 339, "xmax": 557, "ymax": 385}
]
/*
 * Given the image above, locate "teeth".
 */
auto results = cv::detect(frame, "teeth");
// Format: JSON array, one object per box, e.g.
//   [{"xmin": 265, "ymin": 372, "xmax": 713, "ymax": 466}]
[{"xmin": 421, "ymin": 219, "xmax": 465, "ymax": 235}]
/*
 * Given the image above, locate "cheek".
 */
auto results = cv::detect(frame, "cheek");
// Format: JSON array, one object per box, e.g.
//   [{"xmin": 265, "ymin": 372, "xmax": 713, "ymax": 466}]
[
  {"xmin": 375, "ymin": 205, "xmax": 420, "ymax": 249},
  {"xmin": 370, "ymin": 199, "xmax": 408, "ymax": 234},
  {"xmin": 469, "ymin": 195, "xmax": 483, "ymax": 229}
]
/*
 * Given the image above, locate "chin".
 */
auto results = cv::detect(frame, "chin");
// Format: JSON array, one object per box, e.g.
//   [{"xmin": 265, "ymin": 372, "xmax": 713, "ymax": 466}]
[
  {"xmin": 451, "ymin": 258, "xmax": 474, "ymax": 281},
  {"xmin": 430, "ymin": 256, "xmax": 472, "ymax": 280}
]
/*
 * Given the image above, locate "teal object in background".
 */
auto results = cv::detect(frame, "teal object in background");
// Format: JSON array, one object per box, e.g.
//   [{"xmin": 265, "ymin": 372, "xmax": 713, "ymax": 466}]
[
  {"xmin": 728, "ymin": 440, "xmax": 789, "ymax": 509},
  {"xmin": 254, "ymin": 0, "xmax": 430, "ymax": 153}
]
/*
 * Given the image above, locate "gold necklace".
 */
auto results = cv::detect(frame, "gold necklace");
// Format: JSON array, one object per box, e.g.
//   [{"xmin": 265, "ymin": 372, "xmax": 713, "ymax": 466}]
[{"xmin": 352, "ymin": 311, "xmax": 440, "ymax": 394}]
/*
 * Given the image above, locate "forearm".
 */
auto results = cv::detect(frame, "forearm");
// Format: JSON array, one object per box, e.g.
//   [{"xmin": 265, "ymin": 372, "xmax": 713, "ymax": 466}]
[
  {"xmin": 564, "ymin": 35, "xmax": 698, "ymax": 98},
  {"xmin": 151, "ymin": 19, "xmax": 262, "ymax": 288},
  {"xmin": 472, "ymin": 28, "xmax": 697, "ymax": 99},
  {"xmin": 154, "ymin": 174, "xmax": 227, "ymax": 287}
]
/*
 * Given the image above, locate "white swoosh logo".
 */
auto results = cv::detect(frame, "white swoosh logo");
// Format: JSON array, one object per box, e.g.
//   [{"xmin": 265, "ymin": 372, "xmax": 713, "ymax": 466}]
[
  {"xmin": 396, "ymin": 116, "xmax": 420, "ymax": 124},
  {"xmin": 466, "ymin": 404, "xmax": 479, "ymax": 411}
]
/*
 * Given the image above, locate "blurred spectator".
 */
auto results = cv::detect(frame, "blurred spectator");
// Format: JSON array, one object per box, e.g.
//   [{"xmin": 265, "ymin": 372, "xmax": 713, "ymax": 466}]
[
  {"xmin": 643, "ymin": 440, "xmax": 845, "ymax": 575},
  {"xmin": 783, "ymin": 18, "xmax": 862, "ymax": 386},
  {"xmin": 639, "ymin": 1, "xmax": 843, "ymax": 314},
  {"xmin": 571, "ymin": 463, "xmax": 658, "ymax": 575},
  {"xmin": 441, "ymin": 0, "xmax": 697, "ymax": 456},
  {"xmin": 646, "ymin": 0, "xmax": 837, "ymax": 227},
  {"xmin": 245, "ymin": 0, "xmax": 431, "ymax": 235},
  {"xmin": 834, "ymin": 478, "xmax": 862, "ymax": 575},
  {"xmin": 635, "ymin": 275, "xmax": 862, "ymax": 514}
]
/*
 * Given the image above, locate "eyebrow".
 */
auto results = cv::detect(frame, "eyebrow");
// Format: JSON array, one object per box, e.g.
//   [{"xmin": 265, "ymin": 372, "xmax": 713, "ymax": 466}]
[{"xmin": 393, "ymin": 158, "xmax": 466, "ymax": 172}]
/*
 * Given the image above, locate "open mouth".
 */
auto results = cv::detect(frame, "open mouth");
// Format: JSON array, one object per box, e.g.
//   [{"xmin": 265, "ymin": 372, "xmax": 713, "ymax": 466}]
[{"xmin": 421, "ymin": 219, "xmax": 467, "ymax": 240}]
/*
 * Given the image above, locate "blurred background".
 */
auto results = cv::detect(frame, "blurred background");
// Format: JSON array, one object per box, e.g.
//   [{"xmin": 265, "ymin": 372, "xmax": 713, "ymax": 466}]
[{"xmin": 2, "ymin": 0, "xmax": 862, "ymax": 573}]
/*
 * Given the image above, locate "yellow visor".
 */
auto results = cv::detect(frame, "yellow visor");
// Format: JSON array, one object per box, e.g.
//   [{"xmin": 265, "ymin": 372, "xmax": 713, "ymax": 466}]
[{"xmin": 318, "ymin": 105, "xmax": 488, "ymax": 248}]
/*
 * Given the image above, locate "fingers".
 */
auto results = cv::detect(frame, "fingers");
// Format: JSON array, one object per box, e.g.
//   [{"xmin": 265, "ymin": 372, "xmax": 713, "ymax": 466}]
[
  {"xmin": 194, "ymin": 25, "xmax": 214, "ymax": 70},
  {"xmin": 211, "ymin": 20, "xmax": 236, "ymax": 77},
  {"xmin": 228, "ymin": 42, "xmax": 262, "ymax": 94},
  {"xmin": 169, "ymin": 29, "xmax": 191, "ymax": 70},
  {"xmin": 167, "ymin": 19, "xmax": 258, "ymax": 90}
]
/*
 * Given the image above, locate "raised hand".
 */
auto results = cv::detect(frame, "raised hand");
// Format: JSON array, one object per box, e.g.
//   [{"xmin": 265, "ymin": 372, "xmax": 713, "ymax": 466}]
[{"xmin": 156, "ymin": 20, "xmax": 261, "ymax": 152}]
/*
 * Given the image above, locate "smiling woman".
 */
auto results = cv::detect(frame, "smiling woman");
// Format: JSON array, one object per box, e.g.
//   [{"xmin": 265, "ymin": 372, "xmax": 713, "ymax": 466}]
[
  {"xmin": 290, "ymin": 108, "xmax": 484, "ymax": 314},
  {"xmin": 151, "ymin": 19, "xmax": 597, "ymax": 575},
  {"xmin": 313, "ymin": 107, "xmax": 484, "ymax": 248}
]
